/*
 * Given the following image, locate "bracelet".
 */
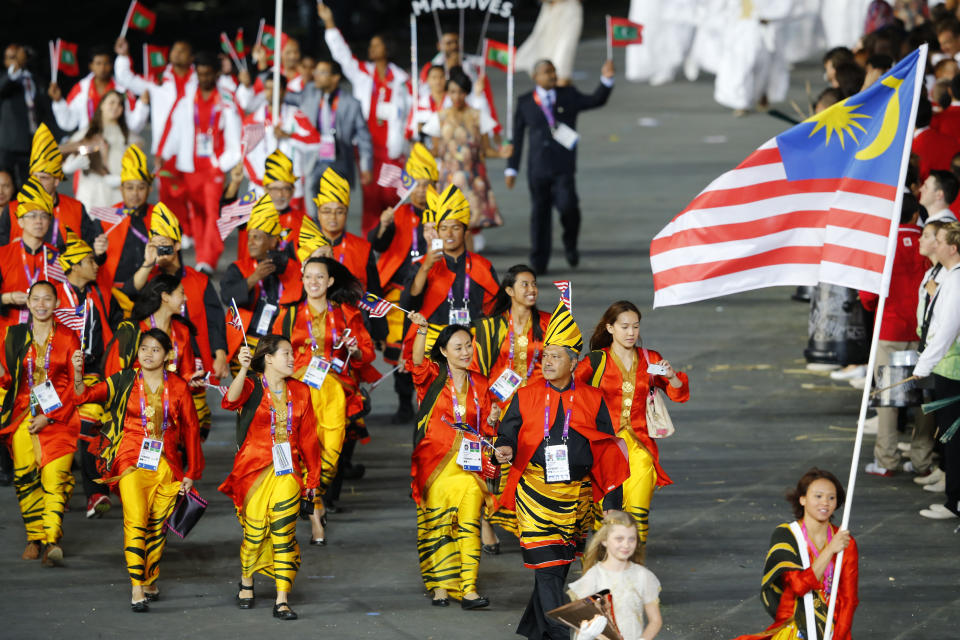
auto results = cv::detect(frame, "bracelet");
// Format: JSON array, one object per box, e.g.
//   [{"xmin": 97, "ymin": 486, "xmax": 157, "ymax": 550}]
[
  {"xmin": 140, "ymin": 262, "xmax": 155, "ymax": 270},
  {"xmin": 417, "ymin": 329, "xmax": 427, "ymax": 335}
]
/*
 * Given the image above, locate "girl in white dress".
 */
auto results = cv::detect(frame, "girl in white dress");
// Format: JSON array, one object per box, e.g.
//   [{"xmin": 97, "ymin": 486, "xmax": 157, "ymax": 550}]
[{"xmin": 568, "ymin": 511, "xmax": 662, "ymax": 640}]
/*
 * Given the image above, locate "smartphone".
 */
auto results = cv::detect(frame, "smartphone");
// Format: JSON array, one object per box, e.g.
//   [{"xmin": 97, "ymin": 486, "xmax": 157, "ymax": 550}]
[
  {"xmin": 647, "ymin": 364, "xmax": 669, "ymax": 376},
  {"xmin": 431, "ymin": 238, "xmax": 444, "ymax": 252}
]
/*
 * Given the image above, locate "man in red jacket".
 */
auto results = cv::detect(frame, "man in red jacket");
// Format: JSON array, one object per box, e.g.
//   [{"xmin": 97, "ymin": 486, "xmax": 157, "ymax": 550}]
[
  {"xmin": 913, "ymin": 96, "xmax": 960, "ymax": 181},
  {"xmin": 860, "ymin": 194, "xmax": 935, "ymax": 477}
]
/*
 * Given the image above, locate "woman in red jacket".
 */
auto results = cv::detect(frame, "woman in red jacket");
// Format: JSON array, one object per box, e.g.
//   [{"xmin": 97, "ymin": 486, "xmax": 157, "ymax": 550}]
[
  {"xmin": 75, "ymin": 328, "xmax": 203, "ymax": 612},
  {"xmin": 407, "ymin": 312, "xmax": 498, "ymax": 609},
  {"xmin": 275, "ymin": 256, "xmax": 373, "ymax": 544},
  {"xmin": 576, "ymin": 300, "xmax": 690, "ymax": 546},
  {"xmin": 734, "ymin": 468, "xmax": 859, "ymax": 640},
  {"xmin": 0, "ymin": 280, "xmax": 81, "ymax": 567},
  {"xmin": 220, "ymin": 336, "xmax": 322, "ymax": 621}
]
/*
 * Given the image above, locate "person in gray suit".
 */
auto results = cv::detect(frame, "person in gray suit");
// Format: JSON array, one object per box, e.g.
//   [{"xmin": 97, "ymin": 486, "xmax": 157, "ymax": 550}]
[{"xmin": 299, "ymin": 59, "xmax": 373, "ymax": 217}]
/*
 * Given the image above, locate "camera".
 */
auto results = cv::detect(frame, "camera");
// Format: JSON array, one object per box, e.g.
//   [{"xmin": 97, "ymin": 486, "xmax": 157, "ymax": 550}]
[
  {"xmin": 266, "ymin": 249, "xmax": 289, "ymax": 274},
  {"xmin": 156, "ymin": 245, "xmax": 175, "ymax": 256}
]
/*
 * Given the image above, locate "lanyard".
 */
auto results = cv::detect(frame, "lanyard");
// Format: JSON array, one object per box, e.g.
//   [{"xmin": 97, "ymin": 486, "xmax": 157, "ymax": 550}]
[
  {"xmin": 256, "ymin": 262, "xmax": 284, "ymax": 303},
  {"xmin": 128, "ymin": 209, "xmax": 149, "ymax": 244},
  {"xmin": 447, "ymin": 256, "xmax": 471, "ymax": 309},
  {"xmin": 508, "ymin": 313, "xmax": 539, "ymax": 380},
  {"xmin": 532, "ymin": 89, "xmax": 556, "ymax": 129},
  {"xmin": 194, "ymin": 91, "xmax": 220, "ymax": 133},
  {"xmin": 447, "ymin": 369, "xmax": 481, "ymax": 432},
  {"xmin": 138, "ymin": 369, "xmax": 170, "ymax": 436},
  {"xmin": 318, "ymin": 92, "xmax": 339, "ymax": 134},
  {"xmin": 543, "ymin": 380, "xmax": 573, "ymax": 443},
  {"xmin": 919, "ymin": 264, "xmax": 944, "ymax": 352},
  {"xmin": 27, "ymin": 330, "xmax": 54, "ymax": 385},
  {"xmin": 336, "ymin": 235, "xmax": 346, "ymax": 265},
  {"xmin": 410, "ymin": 216, "xmax": 421, "ymax": 257},
  {"xmin": 20, "ymin": 242, "xmax": 42, "ymax": 286},
  {"xmin": 305, "ymin": 301, "xmax": 337, "ymax": 355},
  {"xmin": 800, "ymin": 521, "xmax": 835, "ymax": 596},
  {"xmin": 262, "ymin": 375, "xmax": 293, "ymax": 443}
]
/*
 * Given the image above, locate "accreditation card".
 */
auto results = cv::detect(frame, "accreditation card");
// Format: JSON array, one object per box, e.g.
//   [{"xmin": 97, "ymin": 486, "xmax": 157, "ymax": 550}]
[
  {"xmin": 272, "ymin": 442, "xmax": 294, "ymax": 476},
  {"xmin": 137, "ymin": 438, "xmax": 163, "ymax": 471},
  {"xmin": 31, "ymin": 381, "xmax": 62, "ymax": 414},
  {"xmin": 302, "ymin": 357, "xmax": 331, "ymax": 389},
  {"xmin": 490, "ymin": 368, "xmax": 523, "ymax": 402},
  {"xmin": 456, "ymin": 437, "xmax": 482, "ymax": 472},
  {"xmin": 544, "ymin": 444, "xmax": 571, "ymax": 483}
]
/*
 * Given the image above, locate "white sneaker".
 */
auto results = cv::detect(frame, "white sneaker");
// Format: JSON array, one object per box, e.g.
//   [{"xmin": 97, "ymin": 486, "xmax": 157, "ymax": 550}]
[
  {"xmin": 923, "ymin": 478, "xmax": 946, "ymax": 492},
  {"xmin": 915, "ymin": 467, "xmax": 945, "ymax": 486},
  {"xmin": 865, "ymin": 461, "xmax": 893, "ymax": 477},
  {"xmin": 849, "ymin": 376, "xmax": 867, "ymax": 389},
  {"xmin": 919, "ymin": 504, "xmax": 958, "ymax": 519},
  {"xmin": 903, "ymin": 461, "xmax": 915, "ymax": 473},
  {"xmin": 806, "ymin": 363, "xmax": 841, "ymax": 372},
  {"xmin": 831, "ymin": 365, "xmax": 867, "ymax": 380},
  {"xmin": 861, "ymin": 415, "xmax": 878, "ymax": 435},
  {"xmin": 897, "ymin": 442, "xmax": 911, "ymax": 453}
]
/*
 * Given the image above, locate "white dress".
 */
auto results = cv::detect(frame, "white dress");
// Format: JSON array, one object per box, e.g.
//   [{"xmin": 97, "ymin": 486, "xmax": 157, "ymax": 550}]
[
  {"xmin": 72, "ymin": 123, "xmax": 128, "ymax": 209},
  {"xmin": 567, "ymin": 563, "xmax": 661, "ymax": 640},
  {"xmin": 515, "ymin": 0, "xmax": 583, "ymax": 80},
  {"xmin": 625, "ymin": 0, "xmax": 700, "ymax": 86}
]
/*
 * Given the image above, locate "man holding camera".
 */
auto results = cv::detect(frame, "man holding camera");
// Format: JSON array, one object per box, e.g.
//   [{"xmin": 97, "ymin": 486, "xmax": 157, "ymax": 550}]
[{"xmin": 220, "ymin": 193, "xmax": 303, "ymax": 368}]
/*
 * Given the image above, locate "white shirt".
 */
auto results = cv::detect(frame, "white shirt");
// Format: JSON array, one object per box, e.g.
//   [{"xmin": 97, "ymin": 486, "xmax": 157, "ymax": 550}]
[
  {"xmin": 914, "ymin": 262, "xmax": 960, "ymax": 377},
  {"xmin": 928, "ymin": 208, "xmax": 958, "ymax": 223}
]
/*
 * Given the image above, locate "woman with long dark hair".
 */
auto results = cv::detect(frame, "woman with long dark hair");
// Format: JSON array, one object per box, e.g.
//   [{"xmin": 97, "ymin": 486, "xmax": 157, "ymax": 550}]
[
  {"xmin": 406, "ymin": 312, "xmax": 498, "ymax": 609},
  {"xmin": 576, "ymin": 300, "xmax": 689, "ymax": 547},
  {"xmin": 74, "ymin": 328, "xmax": 203, "ymax": 612},
  {"xmin": 275, "ymin": 256, "xmax": 373, "ymax": 543},
  {"xmin": 473, "ymin": 264, "xmax": 551, "ymax": 550},
  {"xmin": 220, "ymin": 336, "xmax": 322, "ymax": 621},
  {"xmin": 733, "ymin": 468, "xmax": 858, "ymax": 640}
]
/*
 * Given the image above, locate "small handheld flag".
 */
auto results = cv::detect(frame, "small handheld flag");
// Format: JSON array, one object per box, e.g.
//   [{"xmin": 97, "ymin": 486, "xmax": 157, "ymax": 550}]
[
  {"xmin": 88, "ymin": 206, "xmax": 126, "ymax": 225},
  {"xmin": 240, "ymin": 123, "xmax": 266, "ymax": 156},
  {"xmin": 228, "ymin": 298, "xmax": 249, "ymax": 348},
  {"xmin": 553, "ymin": 280, "xmax": 572, "ymax": 310},
  {"xmin": 482, "ymin": 39, "xmax": 514, "ymax": 73},
  {"xmin": 217, "ymin": 191, "xmax": 257, "ymax": 240},
  {"xmin": 54, "ymin": 302, "xmax": 86, "ymax": 334},
  {"xmin": 56, "ymin": 40, "xmax": 79, "ymax": 77},
  {"xmin": 358, "ymin": 292, "xmax": 398, "ymax": 319},
  {"xmin": 121, "ymin": 0, "xmax": 157, "ymax": 38}
]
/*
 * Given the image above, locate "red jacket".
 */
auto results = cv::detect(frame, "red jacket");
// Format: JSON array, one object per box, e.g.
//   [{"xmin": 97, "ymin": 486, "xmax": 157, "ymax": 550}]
[
  {"xmin": 931, "ymin": 104, "xmax": 960, "ymax": 140},
  {"xmin": 859, "ymin": 225, "xmax": 929, "ymax": 341},
  {"xmin": 912, "ymin": 127, "xmax": 960, "ymax": 180}
]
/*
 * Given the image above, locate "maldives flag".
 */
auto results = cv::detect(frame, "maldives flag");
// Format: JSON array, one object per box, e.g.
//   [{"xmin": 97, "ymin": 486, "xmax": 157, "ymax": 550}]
[
  {"xmin": 57, "ymin": 40, "xmax": 79, "ymax": 76},
  {"xmin": 144, "ymin": 44, "xmax": 168, "ymax": 80},
  {"xmin": 260, "ymin": 25, "xmax": 288, "ymax": 62},
  {"xmin": 127, "ymin": 1, "xmax": 157, "ymax": 34},
  {"xmin": 607, "ymin": 16, "xmax": 643, "ymax": 47},
  {"xmin": 234, "ymin": 28, "xmax": 246, "ymax": 59},
  {"xmin": 483, "ymin": 39, "xmax": 514, "ymax": 72}
]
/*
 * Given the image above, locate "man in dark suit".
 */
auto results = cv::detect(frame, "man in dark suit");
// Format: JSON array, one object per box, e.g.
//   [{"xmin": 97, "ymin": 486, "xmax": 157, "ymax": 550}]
[
  {"xmin": 298, "ymin": 59, "xmax": 373, "ymax": 218},
  {"xmin": 0, "ymin": 44, "xmax": 38, "ymax": 186},
  {"xmin": 506, "ymin": 59, "xmax": 614, "ymax": 274}
]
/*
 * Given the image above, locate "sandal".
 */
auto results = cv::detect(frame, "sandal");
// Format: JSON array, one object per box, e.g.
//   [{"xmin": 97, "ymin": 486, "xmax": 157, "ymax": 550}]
[
  {"xmin": 272, "ymin": 602, "xmax": 298, "ymax": 620},
  {"xmin": 237, "ymin": 582, "xmax": 255, "ymax": 609}
]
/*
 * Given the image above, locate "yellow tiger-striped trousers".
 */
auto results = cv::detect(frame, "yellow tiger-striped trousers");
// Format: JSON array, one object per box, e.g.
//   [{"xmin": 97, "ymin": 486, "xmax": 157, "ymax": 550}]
[
  {"xmin": 238, "ymin": 467, "xmax": 301, "ymax": 593},
  {"xmin": 484, "ymin": 463, "xmax": 519, "ymax": 536},
  {"xmin": 117, "ymin": 458, "xmax": 181, "ymax": 585},
  {"xmin": 416, "ymin": 455, "xmax": 485, "ymax": 598},
  {"xmin": 11, "ymin": 415, "xmax": 74, "ymax": 544},
  {"xmin": 515, "ymin": 465, "xmax": 588, "ymax": 569},
  {"xmin": 193, "ymin": 388, "xmax": 211, "ymax": 432},
  {"xmin": 304, "ymin": 371, "xmax": 346, "ymax": 498},
  {"xmin": 593, "ymin": 429, "xmax": 657, "ymax": 544}
]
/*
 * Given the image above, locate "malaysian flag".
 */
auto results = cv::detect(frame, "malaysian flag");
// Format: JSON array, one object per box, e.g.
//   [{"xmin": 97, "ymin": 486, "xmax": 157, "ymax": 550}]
[
  {"xmin": 45, "ymin": 255, "xmax": 67, "ymax": 283},
  {"xmin": 241, "ymin": 123, "xmax": 266, "ymax": 154},
  {"xmin": 650, "ymin": 48, "xmax": 925, "ymax": 308},
  {"xmin": 227, "ymin": 304, "xmax": 245, "ymax": 332},
  {"xmin": 88, "ymin": 206, "xmax": 125, "ymax": 225},
  {"xmin": 54, "ymin": 303, "xmax": 85, "ymax": 333},
  {"xmin": 357, "ymin": 292, "xmax": 393, "ymax": 318},
  {"xmin": 553, "ymin": 280, "xmax": 572, "ymax": 310},
  {"xmin": 218, "ymin": 190, "xmax": 257, "ymax": 240},
  {"xmin": 204, "ymin": 373, "xmax": 229, "ymax": 396},
  {"xmin": 377, "ymin": 163, "xmax": 413, "ymax": 199}
]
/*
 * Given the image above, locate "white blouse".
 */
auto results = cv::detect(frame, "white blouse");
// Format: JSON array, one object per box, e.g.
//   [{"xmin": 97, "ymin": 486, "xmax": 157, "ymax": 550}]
[{"xmin": 568, "ymin": 563, "xmax": 661, "ymax": 640}]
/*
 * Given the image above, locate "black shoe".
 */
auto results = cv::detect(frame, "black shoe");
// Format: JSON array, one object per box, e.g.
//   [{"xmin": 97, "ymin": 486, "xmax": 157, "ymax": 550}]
[
  {"xmin": 481, "ymin": 542, "xmax": 500, "ymax": 555},
  {"xmin": 131, "ymin": 599, "xmax": 149, "ymax": 613},
  {"xmin": 431, "ymin": 597, "xmax": 450, "ymax": 607},
  {"xmin": 565, "ymin": 249, "xmax": 579, "ymax": 268},
  {"xmin": 237, "ymin": 582, "xmax": 255, "ymax": 609},
  {"xmin": 461, "ymin": 595, "xmax": 490, "ymax": 610},
  {"xmin": 323, "ymin": 499, "xmax": 345, "ymax": 514},
  {"xmin": 343, "ymin": 463, "xmax": 365, "ymax": 480},
  {"xmin": 143, "ymin": 588, "xmax": 160, "ymax": 602},
  {"xmin": 272, "ymin": 602, "xmax": 298, "ymax": 620}
]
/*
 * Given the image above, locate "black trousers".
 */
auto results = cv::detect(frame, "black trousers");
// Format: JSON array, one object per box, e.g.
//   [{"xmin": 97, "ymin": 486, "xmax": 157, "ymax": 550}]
[
  {"xmin": 0, "ymin": 150, "xmax": 29, "ymax": 187},
  {"xmin": 516, "ymin": 563, "xmax": 571, "ymax": 640},
  {"xmin": 78, "ymin": 420, "xmax": 108, "ymax": 499},
  {"xmin": 934, "ymin": 375, "xmax": 960, "ymax": 515},
  {"xmin": 327, "ymin": 437, "xmax": 358, "ymax": 503},
  {"xmin": 394, "ymin": 370, "xmax": 414, "ymax": 406},
  {"xmin": 528, "ymin": 173, "xmax": 580, "ymax": 272}
]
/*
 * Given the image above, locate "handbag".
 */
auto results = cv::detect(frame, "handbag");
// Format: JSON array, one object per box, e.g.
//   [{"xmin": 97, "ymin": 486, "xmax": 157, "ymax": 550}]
[
  {"xmin": 165, "ymin": 489, "xmax": 208, "ymax": 539},
  {"xmin": 642, "ymin": 348, "xmax": 675, "ymax": 439}
]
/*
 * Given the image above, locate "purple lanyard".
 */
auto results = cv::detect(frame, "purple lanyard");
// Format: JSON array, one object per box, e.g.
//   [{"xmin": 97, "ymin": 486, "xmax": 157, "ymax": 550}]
[
  {"xmin": 543, "ymin": 380, "xmax": 573, "ymax": 443},
  {"xmin": 447, "ymin": 258, "xmax": 471, "ymax": 309},
  {"xmin": 448, "ymin": 370, "xmax": 481, "ymax": 432},
  {"xmin": 305, "ymin": 302, "xmax": 337, "ymax": 355},
  {"xmin": 262, "ymin": 375, "xmax": 294, "ymax": 442},
  {"xmin": 337, "ymin": 236, "xmax": 346, "ymax": 264},
  {"xmin": 410, "ymin": 223, "xmax": 420, "ymax": 257},
  {"xmin": 801, "ymin": 521, "xmax": 836, "ymax": 595},
  {"xmin": 128, "ymin": 212, "xmax": 149, "ymax": 244},
  {"xmin": 533, "ymin": 90, "xmax": 556, "ymax": 129},
  {"xmin": 138, "ymin": 369, "xmax": 170, "ymax": 436},
  {"xmin": 508, "ymin": 314, "xmax": 539, "ymax": 380},
  {"xmin": 256, "ymin": 263, "xmax": 284, "ymax": 302},
  {"xmin": 148, "ymin": 316, "xmax": 178, "ymax": 367},
  {"xmin": 21, "ymin": 242, "xmax": 42, "ymax": 286},
  {"xmin": 26, "ymin": 332, "xmax": 53, "ymax": 385},
  {"xmin": 194, "ymin": 95, "xmax": 219, "ymax": 133}
]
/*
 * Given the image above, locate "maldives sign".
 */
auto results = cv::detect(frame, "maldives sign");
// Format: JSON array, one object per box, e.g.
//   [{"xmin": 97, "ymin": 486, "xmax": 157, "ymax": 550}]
[{"xmin": 411, "ymin": 0, "xmax": 513, "ymax": 18}]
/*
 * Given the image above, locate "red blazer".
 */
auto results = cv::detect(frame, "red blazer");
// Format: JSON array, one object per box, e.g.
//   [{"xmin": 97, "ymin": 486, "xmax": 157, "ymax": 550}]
[
  {"xmin": 7, "ymin": 194, "xmax": 84, "ymax": 248},
  {"xmin": 225, "ymin": 255, "xmax": 304, "ymax": 360},
  {"xmin": 331, "ymin": 231, "xmax": 373, "ymax": 290},
  {"xmin": 496, "ymin": 382, "xmax": 629, "ymax": 511},
  {"xmin": 100, "ymin": 204, "xmax": 156, "ymax": 287},
  {"xmin": 912, "ymin": 127, "xmax": 960, "ymax": 180},
  {"xmin": 407, "ymin": 359, "xmax": 494, "ymax": 506},
  {"xmin": 0, "ymin": 241, "xmax": 59, "ymax": 331},
  {"xmin": 575, "ymin": 347, "xmax": 690, "ymax": 488},
  {"xmin": 219, "ymin": 377, "xmax": 322, "ymax": 508},
  {"xmin": 859, "ymin": 225, "xmax": 928, "ymax": 341},
  {"xmin": 931, "ymin": 104, "xmax": 960, "ymax": 140}
]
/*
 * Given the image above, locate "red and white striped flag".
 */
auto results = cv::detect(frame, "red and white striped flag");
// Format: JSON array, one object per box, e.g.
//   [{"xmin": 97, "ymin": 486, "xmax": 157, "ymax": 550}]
[
  {"xmin": 241, "ymin": 123, "xmax": 265, "ymax": 155},
  {"xmin": 45, "ymin": 258, "xmax": 67, "ymax": 284},
  {"xmin": 357, "ymin": 292, "xmax": 393, "ymax": 318},
  {"xmin": 650, "ymin": 48, "xmax": 926, "ymax": 308},
  {"xmin": 553, "ymin": 280, "xmax": 571, "ymax": 310},
  {"xmin": 54, "ymin": 303, "xmax": 86, "ymax": 333},
  {"xmin": 217, "ymin": 190, "xmax": 257, "ymax": 240},
  {"xmin": 88, "ymin": 206, "xmax": 125, "ymax": 225}
]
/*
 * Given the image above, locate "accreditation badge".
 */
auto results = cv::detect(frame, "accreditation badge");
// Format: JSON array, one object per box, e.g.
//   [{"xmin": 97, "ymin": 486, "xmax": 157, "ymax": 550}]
[
  {"xmin": 255, "ymin": 303, "xmax": 278, "ymax": 336},
  {"xmin": 456, "ymin": 437, "xmax": 482, "ymax": 472},
  {"xmin": 318, "ymin": 133, "xmax": 336, "ymax": 161},
  {"xmin": 551, "ymin": 123, "xmax": 579, "ymax": 150},
  {"xmin": 272, "ymin": 442, "xmax": 294, "ymax": 476},
  {"xmin": 302, "ymin": 357, "xmax": 331, "ymax": 389},
  {"xmin": 195, "ymin": 132, "xmax": 214, "ymax": 158},
  {"xmin": 137, "ymin": 438, "xmax": 164, "ymax": 471},
  {"xmin": 490, "ymin": 368, "xmax": 523, "ymax": 402},
  {"xmin": 544, "ymin": 444, "xmax": 571, "ymax": 483},
  {"xmin": 448, "ymin": 307, "xmax": 471, "ymax": 326},
  {"xmin": 31, "ymin": 381, "xmax": 63, "ymax": 414}
]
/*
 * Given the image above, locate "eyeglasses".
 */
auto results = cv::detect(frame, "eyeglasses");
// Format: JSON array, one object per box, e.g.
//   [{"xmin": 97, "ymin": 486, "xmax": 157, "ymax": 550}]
[{"xmin": 21, "ymin": 212, "xmax": 51, "ymax": 221}]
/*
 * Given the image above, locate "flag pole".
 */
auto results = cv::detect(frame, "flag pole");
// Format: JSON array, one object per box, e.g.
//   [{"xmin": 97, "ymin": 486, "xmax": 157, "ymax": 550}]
[
  {"xmin": 81, "ymin": 300, "xmax": 88, "ymax": 353},
  {"xmin": 119, "ymin": 0, "xmax": 136, "ymax": 39},
  {"xmin": 431, "ymin": 10, "xmax": 443, "ymax": 43},
  {"xmin": 410, "ymin": 13, "xmax": 419, "ymax": 124},
  {"xmin": 272, "ymin": 0, "xmax": 283, "ymax": 126},
  {"xmin": 255, "ymin": 18, "xmax": 265, "ymax": 49},
  {"xmin": 475, "ymin": 5, "xmax": 493, "ymax": 57},
  {"xmin": 823, "ymin": 43, "xmax": 928, "ymax": 640},
  {"xmin": 605, "ymin": 15, "xmax": 613, "ymax": 61},
  {"xmin": 231, "ymin": 298, "xmax": 249, "ymax": 349},
  {"xmin": 49, "ymin": 41, "xmax": 57, "ymax": 85},
  {"xmin": 142, "ymin": 43, "xmax": 148, "ymax": 78},
  {"xmin": 506, "ymin": 15, "xmax": 515, "ymax": 141},
  {"xmin": 458, "ymin": 8, "xmax": 464, "ymax": 60}
]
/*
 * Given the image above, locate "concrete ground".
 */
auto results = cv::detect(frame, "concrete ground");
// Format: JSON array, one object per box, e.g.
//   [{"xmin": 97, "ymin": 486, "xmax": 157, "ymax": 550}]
[{"xmin": 1, "ymin": 35, "xmax": 957, "ymax": 640}]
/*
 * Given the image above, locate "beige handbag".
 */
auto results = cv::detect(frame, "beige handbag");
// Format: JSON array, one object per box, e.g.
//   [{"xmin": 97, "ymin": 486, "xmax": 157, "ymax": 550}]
[{"xmin": 642, "ymin": 348, "xmax": 675, "ymax": 438}]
